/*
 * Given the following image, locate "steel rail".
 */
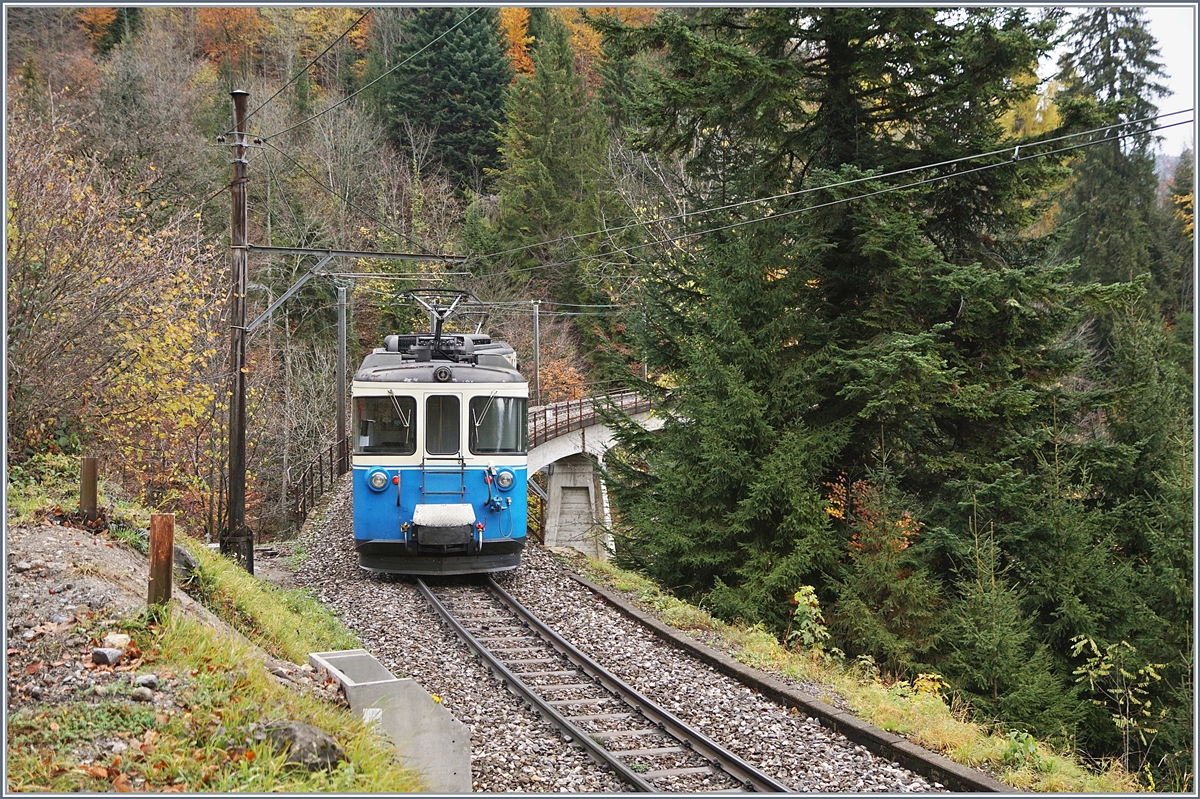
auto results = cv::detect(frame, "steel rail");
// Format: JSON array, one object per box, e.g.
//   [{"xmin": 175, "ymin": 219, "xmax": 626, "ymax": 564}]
[
  {"xmin": 486, "ymin": 577, "xmax": 793, "ymax": 793},
  {"xmin": 415, "ymin": 579, "xmax": 658, "ymax": 792}
]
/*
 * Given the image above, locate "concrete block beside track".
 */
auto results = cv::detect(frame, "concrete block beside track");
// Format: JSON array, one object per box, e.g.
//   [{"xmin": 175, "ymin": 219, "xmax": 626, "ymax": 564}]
[{"xmin": 309, "ymin": 649, "xmax": 471, "ymax": 792}]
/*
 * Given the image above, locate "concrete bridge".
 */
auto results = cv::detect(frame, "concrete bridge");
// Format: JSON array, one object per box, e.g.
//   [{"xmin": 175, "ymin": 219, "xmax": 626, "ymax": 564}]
[{"xmin": 527, "ymin": 392, "xmax": 662, "ymax": 560}]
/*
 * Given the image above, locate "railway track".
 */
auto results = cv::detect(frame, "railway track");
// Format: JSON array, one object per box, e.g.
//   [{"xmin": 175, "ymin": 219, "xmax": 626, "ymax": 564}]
[{"xmin": 418, "ymin": 576, "xmax": 793, "ymax": 793}]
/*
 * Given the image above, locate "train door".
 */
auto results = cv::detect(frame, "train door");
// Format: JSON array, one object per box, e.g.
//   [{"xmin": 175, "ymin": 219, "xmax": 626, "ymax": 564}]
[{"xmin": 421, "ymin": 393, "xmax": 466, "ymax": 502}]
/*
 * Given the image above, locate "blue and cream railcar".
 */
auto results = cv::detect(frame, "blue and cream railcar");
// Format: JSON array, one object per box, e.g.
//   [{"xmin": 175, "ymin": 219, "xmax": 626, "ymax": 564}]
[{"xmin": 351, "ymin": 332, "xmax": 528, "ymax": 574}]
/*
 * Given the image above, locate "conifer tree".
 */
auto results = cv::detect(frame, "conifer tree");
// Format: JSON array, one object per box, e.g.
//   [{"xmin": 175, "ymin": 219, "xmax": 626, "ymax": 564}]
[
  {"xmin": 599, "ymin": 6, "xmax": 1070, "ymax": 633},
  {"xmin": 1158, "ymin": 151, "xmax": 1195, "ymax": 325},
  {"xmin": 1056, "ymin": 7, "xmax": 1168, "ymax": 288},
  {"xmin": 944, "ymin": 520, "xmax": 1080, "ymax": 737},
  {"xmin": 490, "ymin": 13, "xmax": 610, "ymax": 306},
  {"xmin": 381, "ymin": 7, "xmax": 511, "ymax": 191}
]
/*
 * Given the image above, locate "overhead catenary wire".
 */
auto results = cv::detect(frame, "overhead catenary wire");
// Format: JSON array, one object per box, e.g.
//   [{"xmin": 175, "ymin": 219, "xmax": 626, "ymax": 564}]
[
  {"xmin": 474, "ymin": 109, "xmax": 1194, "ymax": 267},
  {"xmin": 320, "ymin": 272, "xmax": 468, "ymax": 279},
  {"xmin": 231, "ymin": 9, "xmax": 372, "ymax": 135},
  {"xmin": 352, "ymin": 283, "xmax": 620, "ymax": 312},
  {"xmin": 496, "ymin": 115, "xmax": 1195, "ymax": 276},
  {"xmin": 260, "ymin": 139, "xmax": 435, "ymax": 256},
  {"xmin": 260, "ymin": 148, "xmax": 308, "ymax": 244}
]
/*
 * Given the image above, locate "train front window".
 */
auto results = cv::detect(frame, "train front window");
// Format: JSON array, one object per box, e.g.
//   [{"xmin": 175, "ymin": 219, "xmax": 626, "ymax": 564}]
[
  {"xmin": 469, "ymin": 395, "xmax": 528, "ymax": 454},
  {"xmin": 426, "ymin": 395, "xmax": 460, "ymax": 455},
  {"xmin": 356, "ymin": 395, "xmax": 416, "ymax": 455}
]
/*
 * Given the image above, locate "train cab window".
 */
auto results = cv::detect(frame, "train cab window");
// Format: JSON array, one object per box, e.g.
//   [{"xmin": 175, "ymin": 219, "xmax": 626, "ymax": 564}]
[
  {"xmin": 469, "ymin": 395, "xmax": 528, "ymax": 454},
  {"xmin": 356, "ymin": 395, "xmax": 416, "ymax": 455},
  {"xmin": 425, "ymin": 395, "xmax": 460, "ymax": 455}
]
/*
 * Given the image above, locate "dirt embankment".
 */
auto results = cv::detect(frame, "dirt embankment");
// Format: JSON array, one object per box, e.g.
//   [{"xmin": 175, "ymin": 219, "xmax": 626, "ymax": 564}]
[{"xmin": 5, "ymin": 521, "xmax": 326, "ymax": 726}]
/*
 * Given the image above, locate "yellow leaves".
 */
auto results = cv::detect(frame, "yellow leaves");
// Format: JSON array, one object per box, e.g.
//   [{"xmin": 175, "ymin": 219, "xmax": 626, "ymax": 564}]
[
  {"xmin": 1174, "ymin": 190, "xmax": 1193, "ymax": 240},
  {"xmin": 823, "ymin": 476, "xmax": 847, "ymax": 519},
  {"xmin": 76, "ymin": 7, "xmax": 117, "ymax": 46},
  {"xmin": 499, "ymin": 7, "xmax": 535, "ymax": 78}
]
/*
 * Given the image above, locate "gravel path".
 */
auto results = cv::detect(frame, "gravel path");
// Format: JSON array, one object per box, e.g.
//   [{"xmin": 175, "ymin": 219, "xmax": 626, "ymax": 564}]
[{"xmin": 294, "ymin": 477, "xmax": 943, "ymax": 792}]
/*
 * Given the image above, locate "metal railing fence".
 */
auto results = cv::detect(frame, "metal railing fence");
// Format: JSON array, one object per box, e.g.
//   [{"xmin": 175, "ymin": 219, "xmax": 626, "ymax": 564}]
[
  {"xmin": 528, "ymin": 391, "xmax": 653, "ymax": 448},
  {"xmin": 290, "ymin": 437, "xmax": 349, "ymax": 528}
]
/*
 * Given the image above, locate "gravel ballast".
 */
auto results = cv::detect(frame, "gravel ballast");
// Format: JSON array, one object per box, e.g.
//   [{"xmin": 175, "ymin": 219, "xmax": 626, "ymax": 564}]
[{"xmin": 294, "ymin": 478, "xmax": 943, "ymax": 792}]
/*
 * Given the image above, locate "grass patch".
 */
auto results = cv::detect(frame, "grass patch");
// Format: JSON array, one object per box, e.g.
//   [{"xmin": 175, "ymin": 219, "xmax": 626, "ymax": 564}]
[
  {"xmin": 579, "ymin": 556, "xmax": 1143, "ymax": 793},
  {"xmin": 178, "ymin": 538, "xmax": 357, "ymax": 665},
  {"xmin": 6, "ymin": 611, "xmax": 422, "ymax": 793},
  {"xmin": 7, "ymin": 466, "xmax": 421, "ymax": 792},
  {"xmin": 6, "ymin": 453, "xmax": 157, "ymax": 554},
  {"xmin": 6, "ymin": 452, "xmax": 86, "ymax": 522}
]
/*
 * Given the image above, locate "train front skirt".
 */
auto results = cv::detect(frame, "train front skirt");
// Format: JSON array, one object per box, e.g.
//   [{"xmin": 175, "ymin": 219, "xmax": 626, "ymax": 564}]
[{"xmin": 355, "ymin": 537, "xmax": 525, "ymax": 575}]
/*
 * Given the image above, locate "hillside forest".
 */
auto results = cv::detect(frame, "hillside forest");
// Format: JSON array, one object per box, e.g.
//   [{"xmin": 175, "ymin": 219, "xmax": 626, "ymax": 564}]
[{"xmin": 4, "ymin": 6, "xmax": 1194, "ymax": 789}]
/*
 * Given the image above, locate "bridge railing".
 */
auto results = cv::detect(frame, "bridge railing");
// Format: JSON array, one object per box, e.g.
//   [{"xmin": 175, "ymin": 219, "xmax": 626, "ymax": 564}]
[{"xmin": 528, "ymin": 390, "xmax": 653, "ymax": 448}]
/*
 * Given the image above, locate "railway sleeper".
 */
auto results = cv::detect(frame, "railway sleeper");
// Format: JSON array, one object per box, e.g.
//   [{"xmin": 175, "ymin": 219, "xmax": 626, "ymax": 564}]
[
  {"xmin": 645, "ymin": 766, "xmax": 714, "ymax": 779},
  {"xmin": 590, "ymin": 728, "xmax": 661, "ymax": 740},
  {"xmin": 518, "ymin": 670, "xmax": 579, "ymax": 678},
  {"xmin": 565, "ymin": 712, "xmax": 634, "ymax": 723},
  {"xmin": 547, "ymin": 697, "xmax": 616, "ymax": 708},
  {"xmin": 612, "ymin": 746, "xmax": 687, "ymax": 758},
  {"xmin": 491, "ymin": 646, "xmax": 547, "ymax": 656},
  {"xmin": 534, "ymin": 683, "xmax": 595, "ymax": 693}
]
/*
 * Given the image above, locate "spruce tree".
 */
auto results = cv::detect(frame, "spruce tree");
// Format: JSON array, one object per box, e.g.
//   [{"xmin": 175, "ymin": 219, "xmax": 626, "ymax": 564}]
[
  {"xmin": 1158, "ymin": 151, "xmax": 1195, "ymax": 326},
  {"xmin": 944, "ymin": 520, "xmax": 1080, "ymax": 737},
  {"xmin": 598, "ymin": 7, "xmax": 1071, "ymax": 633},
  {"xmin": 381, "ymin": 7, "xmax": 511, "ymax": 191},
  {"xmin": 1056, "ymin": 7, "xmax": 1168, "ymax": 287},
  {"xmin": 493, "ymin": 13, "xmax": 608, "ymax": 276},
  {"xmin": 597, "ymin": 12, "xmax": 1194, "ymax": 769},
  {"xmin": 485, "ymin": 10, "xmax": 626, "ymax": 369}
]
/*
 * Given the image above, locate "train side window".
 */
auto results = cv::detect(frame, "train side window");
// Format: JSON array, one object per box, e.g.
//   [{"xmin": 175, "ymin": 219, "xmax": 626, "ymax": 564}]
[
  {"xmin": 469, "ymin": 395, "xmax": 528, "ymax": 454},
  {"xmin": 426, "ymin": 395, "xmax": 460, "ymax": 455},
  {"xmin": 355, "ymin": 395, "xmax": 416, "ymax": 455}
]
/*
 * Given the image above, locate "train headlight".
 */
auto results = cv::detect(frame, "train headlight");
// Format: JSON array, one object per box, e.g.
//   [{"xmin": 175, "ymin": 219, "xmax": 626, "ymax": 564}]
[
  {"xmin": 368, "ymin": 470, "xmax": 389, "ymax": 491},
  {"xmin": 495, "ymin": 470, "xmax": 515, "ymax": 490}
]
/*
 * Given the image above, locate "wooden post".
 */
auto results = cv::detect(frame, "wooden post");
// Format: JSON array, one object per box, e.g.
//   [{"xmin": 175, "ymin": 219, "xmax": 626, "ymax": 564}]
[
  {"xmin": 223, "ymin": 88, "xmax": 254, "ymax": 575},
  {"xmin": 148, "ymin": 513, "xmax": 175, "ymax": 606},
  {"xmin": 80, "ymin": 456, "xmax": 98, "ymax": 522}
]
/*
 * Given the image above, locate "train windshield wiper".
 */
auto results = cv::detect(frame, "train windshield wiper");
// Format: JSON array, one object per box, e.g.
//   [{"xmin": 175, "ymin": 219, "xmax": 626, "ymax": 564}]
[
  {"xmin": 387, "ymin": 390, "xmax": 412, "ymax": 444},
  {"xmin": 471, "ymin": 392, "xmax": 498, "ymax": 428}
]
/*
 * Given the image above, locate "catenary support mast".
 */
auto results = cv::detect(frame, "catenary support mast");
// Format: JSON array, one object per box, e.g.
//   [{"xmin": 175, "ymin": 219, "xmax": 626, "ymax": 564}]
[{"xmin": 223, "ymin": 88, "xmax": 254, "ymax": 574}]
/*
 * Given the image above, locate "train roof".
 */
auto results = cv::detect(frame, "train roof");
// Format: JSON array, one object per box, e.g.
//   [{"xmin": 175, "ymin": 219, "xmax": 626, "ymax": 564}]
[{"xmin": 354, "ymin": 332, "xmax": 525, "ymax": 385}]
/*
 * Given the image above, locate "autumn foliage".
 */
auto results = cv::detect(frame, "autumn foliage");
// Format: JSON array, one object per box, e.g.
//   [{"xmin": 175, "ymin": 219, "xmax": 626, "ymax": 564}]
[{"xmin": 6, "ymin": 85, "xmax": 225, "ymax": 518}]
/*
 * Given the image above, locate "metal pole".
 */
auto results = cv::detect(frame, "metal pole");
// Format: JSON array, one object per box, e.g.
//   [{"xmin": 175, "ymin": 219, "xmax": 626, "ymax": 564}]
[
  {"xmin": 223, "ymin": 88, "xmax": 253, "ymax": 575},
  {"xmin": 533, "ymin": 300, "xmax": 541, "ymax": 407},
  {"xmin": 337, "ymin": 286, "xmax": 347, "ymax": 474}
]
